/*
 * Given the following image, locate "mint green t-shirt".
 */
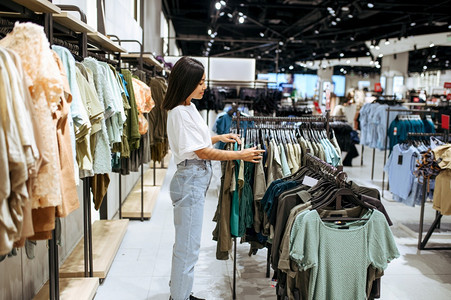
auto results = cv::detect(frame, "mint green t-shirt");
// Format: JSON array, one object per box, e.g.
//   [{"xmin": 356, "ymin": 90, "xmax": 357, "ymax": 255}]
[{"xmin": 290, "ymin": 209, "xmax": 399, "ymax": 300}]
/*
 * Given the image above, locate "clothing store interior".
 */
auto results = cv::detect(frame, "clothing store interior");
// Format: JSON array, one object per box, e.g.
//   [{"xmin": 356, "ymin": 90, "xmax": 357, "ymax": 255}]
[{"xmin": 0, "ymin": 0, "xmax": 451, "ymax": 299}]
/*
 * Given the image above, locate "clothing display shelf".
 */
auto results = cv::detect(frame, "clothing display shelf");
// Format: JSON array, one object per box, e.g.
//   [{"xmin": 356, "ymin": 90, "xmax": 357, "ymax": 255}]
[
  {"xmin": 381, "ymin": 108, "xmax": 439, "ymax": 197},
  {"xmin": 406, "ymin": 132, "xmax": 451, "ymax": 251},
  {"xmin": 229, "ymin": 113, "xmax": 331, "ymax": 300},
  {"xmin": 11, "ymin": 0, "xmax": 61, "ymax": 13},
  {"xmin": 0, "ymin": 2, "xmax": 127, "ymax": 299}
]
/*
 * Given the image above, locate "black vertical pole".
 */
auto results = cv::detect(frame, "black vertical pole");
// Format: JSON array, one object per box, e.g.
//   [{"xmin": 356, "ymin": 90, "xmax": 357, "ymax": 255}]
[
  {"xmin": 53, "ymin": 229, "xmax": 60, "ymax": 300},
  {"xmin": 141, "ymin": 162, "xmax": 144, "ymax": 221},
  {"xmin": 371, "ymin": 148, "xmax": 375, "ymax": 180},
  {"xmin": 48, "ymin": 232, "xmax": 55, "ymax": 300},
  {"xmin": 418, "ymin": 179, "xmax": 427, "ymax": 249},
  {"xmin": 382, "ymin": 107, "xmax": 390, "ymax": 197},
  {"xmin": 87, "ymin": 178, "xmax": 93, "ymax": 277},
  {"xmin": 119, "ymin": 174, "xmax": 122, "ymax": 219},
  {"xmin": 83, "ymin": 178, "xmax": 89, "ymax": 277}
]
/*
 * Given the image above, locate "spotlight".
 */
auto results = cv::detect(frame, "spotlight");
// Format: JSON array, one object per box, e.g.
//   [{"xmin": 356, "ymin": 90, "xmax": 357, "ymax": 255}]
[
  {"xmin": 376, "ymin": 65, "xmax": 381, "ymax": 69},
  {"xmin": 423, "ymin": 66, "xmax": 427, "ymax": 69},
  {"xmin": 429, "ymin": 43, "xmax": 435, "ymax": 47},
  {"xmin": 350, "ymin": 36, "xmax": 355, "ymax": 41},
  {"xmin": 340, "ymin": 53, "xmax": 344, "ymax": 57},
  {"xmin": 370, "ymin": 44, "xmax": 374, "ymax": 49},
  {"xmin": 367, "ymin": 3, "xmax": 374, "ymax": 8},
  {"xmin": 215, "ymin": 2, "xmax": 221, "ymax": 10},
  {"xmin": 289, "ymin": 65, "xmax": 294, "ymax": 70},
  {"xmin": 227, "ymin": 13, "xmax": 233, "ymax": 18},
  {"xmin": 279, "ymin": 41, "xmax": 284, "ymax": 46},
  {"xmin": 346, "ymin": 60, "xmax": 350, "ymax": 64},
  {"xmin": 375, "ymin": 46, "xmax": 380, "ymax": 50},
  {"xmin": 342, "ymin": 6, "xmax": 350, "ymax": 11},
  {"xmin": 314, "ymin": 30, "xmax": 320, "ymax": 34},
  {"xmin": 432, "ymin": 54, "xmax": 436, "ymax": 58},
  {"xmin": 259, "ymin": 32, "xmax": 265, "ymax": 37},
  {"xmin": 312, "ymin": 52, "xmax": 316, "ymax": 56},
  {"xmin": 410, "ymin": 22, "xmax": 416, "ymax": 26},
  {"xmin": 370, "ymin": 61, "xmax": 374, "ymax": 65},
  {"xmin": 239, "ymin": 16, "xmax": 245, "ymax": 23},
  {"xmin": 378, "ymin": 54, "xmax": 383, "ymax": 57},
  {"xmin": 336, "ymin": 18, "xmax": 341, "ymax": 22},
  {"xmin": 220, "ymin": 0, "xmax": 226, "ymax": 6},
  {"xmin": 208, "ymin": 29, "xmax": 212, "ymax": 35},
  {"xmin": 366, "ymin": 52, "xmax": 370, "ymax": 55},
  {"xmin": 385, "ymin": 39, "xmax": 390, "ymax": 45},
  {"xmin": 238, "ymin": 12, "xmax": 243, "ymax": 16},
  {"xmin": 331, "ymin": 21, "xmax": 337, "ymax": 26},
  {"xmin": 219, "ymin": 12, "xmax": 225, "ymax": 16},
  {"xmin": 348, "ymin": 14, "xmax": 354, "ymax": 18}
]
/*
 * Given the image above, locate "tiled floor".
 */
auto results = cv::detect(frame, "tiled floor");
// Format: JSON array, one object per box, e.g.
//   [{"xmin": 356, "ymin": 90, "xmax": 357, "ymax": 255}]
[{"xmin": 95, "ymin": 146, "xmax": 451, "ymax": 300}]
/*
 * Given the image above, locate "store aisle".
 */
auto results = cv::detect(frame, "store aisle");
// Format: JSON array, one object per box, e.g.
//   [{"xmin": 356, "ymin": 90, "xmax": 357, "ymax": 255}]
[{"xmin": 95, "ymin": 147, "xmax": 451, "ymax": 300}]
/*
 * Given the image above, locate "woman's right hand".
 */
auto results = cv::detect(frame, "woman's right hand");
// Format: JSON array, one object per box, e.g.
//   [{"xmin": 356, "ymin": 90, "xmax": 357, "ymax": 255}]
[{"xmin": 239, "ymin": 147, "xmax": 266, "ymax": 163}]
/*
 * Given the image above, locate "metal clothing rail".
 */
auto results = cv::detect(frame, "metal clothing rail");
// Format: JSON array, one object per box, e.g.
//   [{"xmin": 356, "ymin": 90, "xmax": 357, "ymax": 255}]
[
  {"xmin": 110, "ymin": 38, "xmax": 147, "ymax": 221},
  {"xmin": 405, "ymin": 132, "xmax": 451, "ymax": 250},
  {"xmin": 381, "ymin": 108, "xmax": 439, "ymax": 197},
  {"xmin": 231, "ymin": 113, "xmax": 331, "ymax": 299}
]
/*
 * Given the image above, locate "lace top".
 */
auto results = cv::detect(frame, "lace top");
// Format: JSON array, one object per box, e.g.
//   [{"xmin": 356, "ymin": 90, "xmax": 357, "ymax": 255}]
[{"xmin": 0, "ymin": 22, "xmax": 62, "ymax": 208}]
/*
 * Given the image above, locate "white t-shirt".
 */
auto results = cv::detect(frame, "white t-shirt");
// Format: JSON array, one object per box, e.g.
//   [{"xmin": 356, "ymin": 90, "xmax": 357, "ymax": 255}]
[{"xmin": 167, "ymin": 102, "xmax": 213, "ymax": 165}]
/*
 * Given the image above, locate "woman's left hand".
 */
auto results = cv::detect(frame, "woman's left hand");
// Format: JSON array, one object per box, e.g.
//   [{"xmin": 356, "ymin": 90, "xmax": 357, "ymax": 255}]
[{"xmin": 219, "ymin": 133, "xmax": 242, "ymax": 144}]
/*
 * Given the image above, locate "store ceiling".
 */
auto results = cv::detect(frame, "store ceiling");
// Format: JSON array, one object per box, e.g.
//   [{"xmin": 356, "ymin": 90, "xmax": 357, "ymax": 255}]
[{"xmin": 162, "ymin": 0, "xmax": 451, "ymax": 73}]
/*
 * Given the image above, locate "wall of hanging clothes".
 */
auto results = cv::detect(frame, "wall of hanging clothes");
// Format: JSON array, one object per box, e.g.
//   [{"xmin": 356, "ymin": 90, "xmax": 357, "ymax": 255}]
[
  {"xmin": 387, "ymin": 114, "xmax": 436, "ymax": 152},
  {"xmin": 0, "ymin": 18, "xmax": 166, "ymax": 299}
]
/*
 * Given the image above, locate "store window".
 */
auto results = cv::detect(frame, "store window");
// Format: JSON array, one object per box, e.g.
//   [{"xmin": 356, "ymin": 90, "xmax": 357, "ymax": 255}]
[
  {"xmin": 393, "ymin": 76, "xmax": 404, "ymax": 100},
  {"xmin": 331, "ymin": 75, "xmax": 346, "ymax": 97}
]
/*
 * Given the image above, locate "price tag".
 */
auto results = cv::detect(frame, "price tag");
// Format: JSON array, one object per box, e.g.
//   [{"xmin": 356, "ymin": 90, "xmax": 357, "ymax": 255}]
[
  {"xmin": 398, "ymin": 155, "xmax": 403, "ymax": 165},
  {"xmin": 302, "ymin": 175, "xmax": 318, "ymax": 187},
  {"xmin": 393, "ymin": 127, "xmax": 397, "ymax": 136}
]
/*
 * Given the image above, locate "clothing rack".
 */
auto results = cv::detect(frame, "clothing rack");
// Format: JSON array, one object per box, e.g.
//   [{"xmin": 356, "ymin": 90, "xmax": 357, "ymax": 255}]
[
  {"xmin": 108, "ymin": 38, "xmax": 147, "ymax": 221},
  {"xmin": 381, "ymin": 108, "xmax": 439, "ymax": 197},
  {"xmin": 231, "ymin": 113, "xmax": 331, "ymax": 300},
  {"xmin": 405, "ymin": 132, "xmax": 451, "ymax": 250}
]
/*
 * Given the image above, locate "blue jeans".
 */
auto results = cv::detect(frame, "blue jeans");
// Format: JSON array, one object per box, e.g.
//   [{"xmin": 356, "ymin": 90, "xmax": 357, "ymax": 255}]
[{"xmin": 169, "ymin": 159, "xmax": 212, "ymax": 300}]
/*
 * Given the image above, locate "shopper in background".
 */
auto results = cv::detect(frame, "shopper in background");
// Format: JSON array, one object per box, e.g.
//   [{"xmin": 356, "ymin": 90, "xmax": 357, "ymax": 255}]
[{"xmin": 162, "ymin": 56, "xmax": 265, "ymax": 300}]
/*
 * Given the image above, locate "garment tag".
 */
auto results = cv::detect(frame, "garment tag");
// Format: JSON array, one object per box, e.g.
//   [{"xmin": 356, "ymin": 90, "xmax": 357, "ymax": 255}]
[
  {"xmin": 338, "ymin": 226, "xmax": 350, "ymax": 230},
  {"xmin": 393, "ymin": 127, "xmax": 397, "ymax": 136},
  {"xmin": 302, "ymin": 176, "xmax": 318, "ymax": 187},
  {"xmin": 398, "ymin": 155, "xmax": 403, "ymax": 165},
  {"xmin": 330, "ymin": 214, "xmax": 343, "ymax": 217}
]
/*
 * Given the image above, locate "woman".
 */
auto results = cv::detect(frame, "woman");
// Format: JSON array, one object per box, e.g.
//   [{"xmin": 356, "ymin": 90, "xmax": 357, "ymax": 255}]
[{"xmin": 162, "ymin": 57, "xmax": 264, "ymax": 300}]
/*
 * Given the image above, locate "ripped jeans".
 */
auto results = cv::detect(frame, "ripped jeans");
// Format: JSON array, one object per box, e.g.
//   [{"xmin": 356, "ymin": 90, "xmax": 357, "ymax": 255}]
[{"xmin": 169, "ymin": 159, "xmax": 212, "ymax": 300}]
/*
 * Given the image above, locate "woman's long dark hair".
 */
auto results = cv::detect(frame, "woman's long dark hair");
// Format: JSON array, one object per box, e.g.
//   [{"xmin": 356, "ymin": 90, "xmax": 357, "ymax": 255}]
[{"xmin": 162, "ymin": 56, "xmax": 205, "ymax": 110}]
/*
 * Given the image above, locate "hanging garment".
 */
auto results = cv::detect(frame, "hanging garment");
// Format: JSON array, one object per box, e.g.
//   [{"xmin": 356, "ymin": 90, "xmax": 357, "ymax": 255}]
[{"xmin": 289, "ymin": 209, "xmax": 399, "ymax": 300}]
